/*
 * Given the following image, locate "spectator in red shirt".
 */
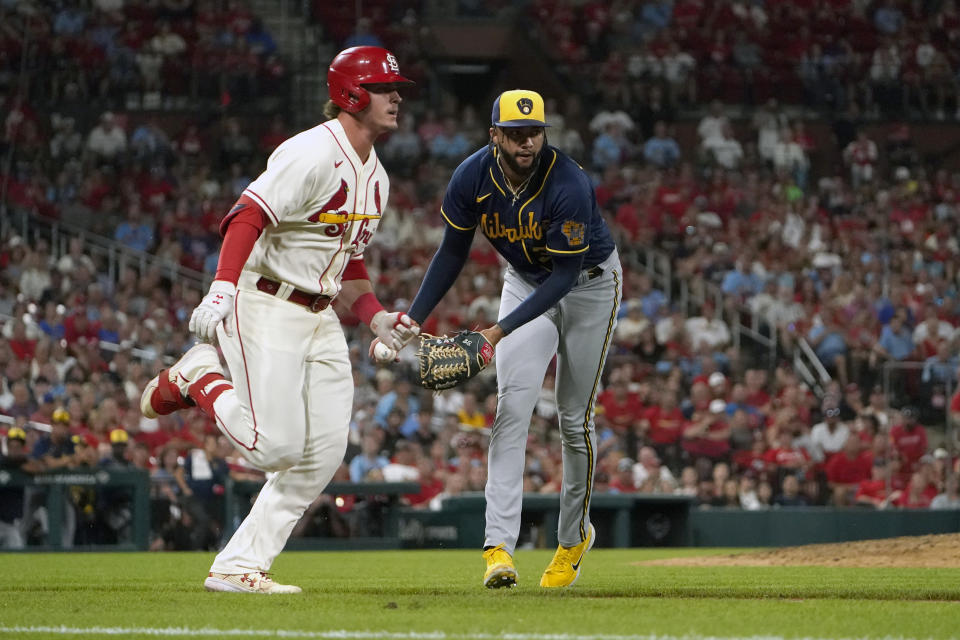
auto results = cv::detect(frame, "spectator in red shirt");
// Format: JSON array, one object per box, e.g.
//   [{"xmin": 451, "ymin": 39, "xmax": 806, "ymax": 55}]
[
  {"xmin": 405, "ymin": 457, "xmax": 443, "ymax": 508},
  {"xmin": 890, "ymin": 406, "xmax": 928, "ymax": 472},
  {"xmin": 63, "ymin": 310, "xmax": 100, "ymax": 347},
  {"xmin": 596, "ymin": 372, "xmax": 645, "ymax": 437},
  {"xmin": 8, "ymin": 319, "xmax": 37, "ymax": 361},
  {"xmin": 609, "ymin": 457, "xmax": 638, "ymax": 493},
  {"xmin": 892, "ymin": 471, "xmax": 933, "ymax": 509},
  {"xmin": 854, "ymin": 459, "xmax": 896, "ymax": 508},
  {"xmin": 915, "ymin": 454, "xmax": 942, "ymax": 502},
  {"xmin": 644, "ymin": 388, "xmax": 687, "ymax": 467},
  {"xmin": 763, "ymin": 428, "xmax": 809, "ymax": 477},
  {"xmin": 855, "ymin": 414, "xmax": 881, "ymax": 446},
  {"xmin": 682, "ymin": 398, "xmax": 731, "ymax": 461},
  {"xmin": 825, "ymin": 434, "xmax": 873, "ymax": 505},
  {"xmin": 733, "ymin": 432, "xmax": 768, "ymax": 477}
]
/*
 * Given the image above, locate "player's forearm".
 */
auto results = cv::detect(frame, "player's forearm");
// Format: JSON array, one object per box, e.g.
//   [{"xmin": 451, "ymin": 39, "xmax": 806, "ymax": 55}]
[
  {"xmin": 407, "ymin": 225, "xmax": 474, "ymax": 324},
  {"xmin": 496, "ymin": 254, "xmax": 582, "ymax": 335},
  {"xmin": 339, "ymin": 278, "xmax": 386, "ymax": 327}
]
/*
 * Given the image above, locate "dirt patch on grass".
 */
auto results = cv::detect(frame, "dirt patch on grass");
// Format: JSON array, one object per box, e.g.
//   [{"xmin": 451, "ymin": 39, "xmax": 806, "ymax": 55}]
[{"xmin": 641, "ymin": 533, "xmax": 960, "ymax": 568}]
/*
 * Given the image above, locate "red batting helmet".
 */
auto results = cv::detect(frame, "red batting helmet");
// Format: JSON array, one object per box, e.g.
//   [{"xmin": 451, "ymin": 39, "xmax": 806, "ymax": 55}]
[{"xmin": 327, "ymin": 46, "xmax": 413, "ymax": 113}]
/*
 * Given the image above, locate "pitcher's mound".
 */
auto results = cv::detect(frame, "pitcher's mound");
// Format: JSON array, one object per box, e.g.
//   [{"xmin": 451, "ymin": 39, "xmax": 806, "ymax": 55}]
[{"xmin": 641, "ymin": 533, "xmax": 960, "ymax": 568}]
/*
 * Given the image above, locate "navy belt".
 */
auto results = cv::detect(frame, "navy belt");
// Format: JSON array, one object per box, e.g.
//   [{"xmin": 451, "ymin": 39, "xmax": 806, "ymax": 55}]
[{"xmin": 585, "ymin": 265, "xmax": 603, "ymax": 280}]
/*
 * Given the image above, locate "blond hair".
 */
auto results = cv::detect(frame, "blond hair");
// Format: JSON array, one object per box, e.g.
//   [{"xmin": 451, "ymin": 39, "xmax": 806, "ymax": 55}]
[{"xmin": 323, "ymin": 100, "xmax": 341, "ymax": 120}]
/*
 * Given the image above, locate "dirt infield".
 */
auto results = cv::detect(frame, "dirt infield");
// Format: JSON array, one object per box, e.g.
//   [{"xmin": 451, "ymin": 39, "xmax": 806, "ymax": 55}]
[{"xmin": 641, "ymin": 533, "xmax": 960, "ymax": 568}]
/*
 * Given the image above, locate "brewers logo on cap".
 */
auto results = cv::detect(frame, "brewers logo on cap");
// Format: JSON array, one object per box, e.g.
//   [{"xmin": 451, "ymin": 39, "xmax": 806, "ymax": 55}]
[{"xmin": 491, "ymin": 89, "xmax": 551, "ymax": 128}]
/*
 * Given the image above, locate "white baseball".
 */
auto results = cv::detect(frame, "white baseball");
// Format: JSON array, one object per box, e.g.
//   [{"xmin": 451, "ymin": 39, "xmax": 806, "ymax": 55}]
[{"xmin": 373, "ymin": 341, "xmax": 396, "ymax": 363}]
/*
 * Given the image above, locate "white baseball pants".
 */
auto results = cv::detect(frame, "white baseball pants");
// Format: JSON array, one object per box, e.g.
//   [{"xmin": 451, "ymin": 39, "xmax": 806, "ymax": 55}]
[{"xmin": 208, "ymin": 271, "xmax": 352, "ymax": 574}]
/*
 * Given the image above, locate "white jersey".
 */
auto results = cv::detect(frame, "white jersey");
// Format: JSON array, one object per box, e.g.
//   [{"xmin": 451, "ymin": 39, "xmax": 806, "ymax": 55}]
[{"xmin": 241, "ymin": 119, "xmax": 389, "ymax": 296}]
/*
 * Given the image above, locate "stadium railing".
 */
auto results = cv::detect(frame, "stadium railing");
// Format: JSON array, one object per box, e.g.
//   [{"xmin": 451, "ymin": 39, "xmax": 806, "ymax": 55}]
[
  {"xmin": 0, "ymin": 468, "xmax": 150, "ymax": 551},
  {"xmin": 880, "ymin": 360, "xmax": 957, "ymax": 436},
  {"xmin": 396, "ymin": 493, "xmax": 695, "ymax": 549},
  {"xmin": 795, "ymin": 336, "xmax": 832, "ymax": 396},
  {"xmin": 3, "ymin": 209, "xmax": 211, "ymax": 294},
  {"xmin": 225, "ymin": 478, "xmax": 421, "ymax": 550}
]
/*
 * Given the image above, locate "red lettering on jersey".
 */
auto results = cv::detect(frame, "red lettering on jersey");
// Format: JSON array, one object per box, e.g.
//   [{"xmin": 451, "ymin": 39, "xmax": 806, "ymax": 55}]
[
  {"xmin": 351, "ymin": 218, "xmax": 373, "ymax": 250},
  {"xmin": 324, "ymin": 223, "xmax": 346, "ymax": 237},
  {"xmin": 373, "ymin": 181, "xmax": 381, "ymax": 215},
  {"xmin": 308, "ymin": 179, "xmax": 349, "ymax": 222}
]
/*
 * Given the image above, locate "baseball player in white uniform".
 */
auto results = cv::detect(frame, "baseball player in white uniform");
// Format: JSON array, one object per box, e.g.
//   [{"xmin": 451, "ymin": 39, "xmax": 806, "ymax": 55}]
[{"xmin": 140, "ymin": 46, "xmax": 418, "ymax": 594}]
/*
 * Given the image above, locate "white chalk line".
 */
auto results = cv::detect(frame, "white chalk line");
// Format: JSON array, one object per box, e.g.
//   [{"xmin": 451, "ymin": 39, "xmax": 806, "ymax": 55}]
[{"xmin": 0, "ymin": 626, "xmax": 933, "ymax": 640}]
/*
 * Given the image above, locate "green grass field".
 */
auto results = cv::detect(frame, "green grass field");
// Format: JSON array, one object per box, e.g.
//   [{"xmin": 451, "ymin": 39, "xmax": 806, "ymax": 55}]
[{"xmin": 2, "ymin": 548, "xmax": 959, "ymax": 639}]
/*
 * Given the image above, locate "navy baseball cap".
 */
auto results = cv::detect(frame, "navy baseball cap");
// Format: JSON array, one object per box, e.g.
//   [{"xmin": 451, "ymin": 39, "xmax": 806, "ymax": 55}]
[{"xmin": 491, "ymin": 89, "xmax": 551, "ymax": 128}]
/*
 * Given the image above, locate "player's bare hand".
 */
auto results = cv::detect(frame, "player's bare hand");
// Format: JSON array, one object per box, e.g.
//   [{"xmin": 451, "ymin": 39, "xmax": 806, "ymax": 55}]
[
  {"xmin": 371, "ymin": 310, "xmax": 419, "ymax": 351},
  {"xmin": 189, "ymin": 280, "xmax": 236, "ymax": 343},
  {"xmin": 479, "ymin": 324, "xmax": 505, "ymax": 348}
]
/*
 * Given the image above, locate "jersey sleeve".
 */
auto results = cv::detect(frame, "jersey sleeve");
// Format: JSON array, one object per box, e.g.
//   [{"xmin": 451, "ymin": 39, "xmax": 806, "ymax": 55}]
[
  {"xmin": 242, "ymin": 137, "xmax": 321, "ymax": 226},
  {"xmin": 545, "ymin": 162, "xmax": 593, "ymax": 255},
  {"xmin": 439, "ymin": 154, "xmax": 481, "ymax": 231}
]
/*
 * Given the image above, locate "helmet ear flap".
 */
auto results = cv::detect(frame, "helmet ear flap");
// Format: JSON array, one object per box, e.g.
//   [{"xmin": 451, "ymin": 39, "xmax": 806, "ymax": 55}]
[{"xmin": 327, "ymin": 68, "xmax": 371, "ymax": 113}]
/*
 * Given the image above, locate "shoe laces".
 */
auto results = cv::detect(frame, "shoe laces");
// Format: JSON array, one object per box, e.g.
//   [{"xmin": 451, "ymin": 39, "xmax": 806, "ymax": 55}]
[{"xmin": 483, "ymin": 544, "xmax": 511, "ymax": 565}]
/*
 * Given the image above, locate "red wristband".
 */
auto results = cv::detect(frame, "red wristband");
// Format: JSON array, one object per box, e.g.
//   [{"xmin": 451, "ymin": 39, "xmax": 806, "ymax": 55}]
[{"xmin": 350, "ymin": 292, "xmax": 385, "ymax": 327}]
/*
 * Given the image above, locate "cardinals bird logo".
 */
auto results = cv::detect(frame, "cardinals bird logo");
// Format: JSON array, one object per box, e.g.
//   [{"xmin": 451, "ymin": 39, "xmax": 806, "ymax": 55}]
[{"xmin": 308, "ymin": 179, "xmax": 349, "ymax": 222}]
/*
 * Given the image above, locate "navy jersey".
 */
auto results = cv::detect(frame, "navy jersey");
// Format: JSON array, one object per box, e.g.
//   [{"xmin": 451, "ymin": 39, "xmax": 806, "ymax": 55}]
[{"xmin": 440, "ymin": 145, "xmax": 615, "ymax": 284}]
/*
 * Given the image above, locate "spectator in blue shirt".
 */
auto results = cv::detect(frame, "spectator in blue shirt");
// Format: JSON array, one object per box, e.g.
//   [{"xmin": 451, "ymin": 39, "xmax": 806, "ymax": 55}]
[
  {"xmin": 643, "ymin": 121, "xmax": 681, "ymax": 168},
  {"xmin": 875, "ymin": 312, "xmax": 915, "ymax": 362},
  {"xmin": 807, "ymin": 311, "xmax": 849, "ymax": 381},
  {"xmin": 349, "ymin": 432, "xmax": 390, "ymax": 482},
  {"xmin": 721, "ymin": 257, "xmax": 763, "ymax": 299},
  {"xmin": 874, "ymin": 0, "xmax": 904, "ymax": 35},
  {"xmin": 114, "ymin": 206, "xmax": 154, "ymax": 253},
  {"xmin": 922, "ymin": 341, "xmax": 958, "ymax": 384},
  {"xmin": 245, "ymin": 18, "xmax": 277, "ymax": 58},
  {"xmin": 203, "ymin": 250, "xmax": 220, "ymax": 275},
  {"xmin": 429, "ymin": 117, "xmax": 471, "ymax": 164},
  {"xmin": 374, "ymin": 377, "xmax": 420, "ymax": 428},
  {"xmin": 344, "ymin": 17, "xmax": 384, "ymax": 49},
  {"xmin": 637, "ymin": 272, "xmax": 667, "ymax": 320},
  {"xmin": 635, "ymin": 0, "xmax": 672, "ymax": 40},
  {"xmin": 592, "ymin": 122, "xmax": 632, "ymax": 171},
  {"xmin": 53, "ymin": 6, "xmax": 85, "ymax": 36}
]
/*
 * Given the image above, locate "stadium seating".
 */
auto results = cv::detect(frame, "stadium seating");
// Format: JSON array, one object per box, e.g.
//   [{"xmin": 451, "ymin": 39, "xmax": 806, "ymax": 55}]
[{"xmin": 1, "ymin": 0, "xmax": 959, "ymax": 549}]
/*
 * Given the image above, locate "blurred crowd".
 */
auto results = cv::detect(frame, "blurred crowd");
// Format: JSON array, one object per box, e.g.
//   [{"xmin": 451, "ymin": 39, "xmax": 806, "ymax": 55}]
[
  {"xmin": 4, "ymin": 0, "xmax": 960, "ymax": 551},
  {"xmin": 530, "ymin": 0, "xmax": 960, "ymax": 120}
]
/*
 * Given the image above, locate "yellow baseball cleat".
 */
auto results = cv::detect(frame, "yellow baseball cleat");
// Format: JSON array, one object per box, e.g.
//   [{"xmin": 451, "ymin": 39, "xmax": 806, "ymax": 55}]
[
  {"xmin": 539, "ymin": 524, "xmax": 595, "ymax": 588},
  {"xmin": 482, "ymin": 543, "xmax": 518, "ymax": 588}
]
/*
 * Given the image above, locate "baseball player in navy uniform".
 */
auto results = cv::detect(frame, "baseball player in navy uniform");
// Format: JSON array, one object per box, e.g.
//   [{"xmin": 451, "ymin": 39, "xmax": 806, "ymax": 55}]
[
  {"xmin": 402, "ymin": 89, "xmax": 622, "ymax": 588},
  {"xmin": 140, "ymin": 46, "xmax": 418, "ymax": 593}
]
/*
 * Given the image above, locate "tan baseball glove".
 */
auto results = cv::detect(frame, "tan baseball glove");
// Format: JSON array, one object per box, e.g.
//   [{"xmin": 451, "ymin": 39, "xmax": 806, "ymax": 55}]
[{"xmin": 416, "ymin": 330, "xmax": 495, "ymax": 390}]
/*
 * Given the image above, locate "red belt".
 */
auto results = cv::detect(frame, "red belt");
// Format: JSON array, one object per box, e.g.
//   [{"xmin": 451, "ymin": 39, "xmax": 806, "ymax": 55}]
[{"xmin": 256, "ymin": 277, "xmax": 331, "ymax": 312}]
